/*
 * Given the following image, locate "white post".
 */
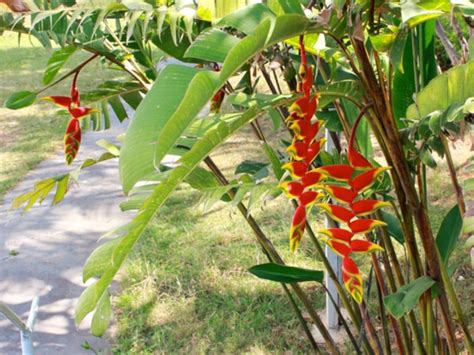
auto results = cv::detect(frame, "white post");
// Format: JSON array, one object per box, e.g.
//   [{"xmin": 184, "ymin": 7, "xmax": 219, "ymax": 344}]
[{"xmin": 325, "ymin": 129, "xmax": 341, "ymax": 329}]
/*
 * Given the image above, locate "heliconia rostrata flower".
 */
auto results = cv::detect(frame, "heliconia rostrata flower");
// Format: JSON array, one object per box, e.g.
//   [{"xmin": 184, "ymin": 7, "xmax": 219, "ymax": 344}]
[
  {"xmin": 43, "ymin": 71, "xmax": 96, "ymax": 164},
  {"xmin": 279, "ymin": 36, "xmax": 390, "ymax": 304}
]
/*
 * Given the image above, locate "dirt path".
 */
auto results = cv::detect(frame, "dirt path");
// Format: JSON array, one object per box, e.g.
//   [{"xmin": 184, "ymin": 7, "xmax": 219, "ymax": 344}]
[{"xmin": 0, "ymin": 120, "xmax": 131, "ymax": 354}]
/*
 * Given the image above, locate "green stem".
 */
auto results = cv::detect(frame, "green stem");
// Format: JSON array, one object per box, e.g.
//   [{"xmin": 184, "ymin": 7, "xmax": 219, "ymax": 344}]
[
  {"xmin": 37, "ymin": 53, "xmax": 99, "ymax": 95},
  {"xmin": 376, "ymin": 213, "xmax": 426, "ymax": 355},
  {"xmin": 425, "ymin": 294, "xmax": 435, "ymax": 355},
  {"xmin": 437, "ymin": 248, "xmax": 474, "ymax": 352},
  {"xmin": 375, "ymin": 282, "xmax": 391, "ymax": 354}
]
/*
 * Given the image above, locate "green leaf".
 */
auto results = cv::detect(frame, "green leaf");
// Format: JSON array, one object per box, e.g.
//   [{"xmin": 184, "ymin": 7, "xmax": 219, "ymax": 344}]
[
  {"xmin": 90, "ymin": 292, "xmax": 112, "ymax": 337},
  {"xmin": 185, "ymin": 166, "xmax": 220, "ymax": 190},
  {"xmin": 263, "ymin": 143, "xmax": 284, "ymax": 180},
  {"xmin": 43, "ymin": 45, "xmax": 76, "ymax": 85},
  {"xmin": 108, "ymin": 96, "xmax": 128, "ymax": 122},
  {"xmin": 83, "ymin": 237, "xmax": 123, "ymax": 282},
  {"xmin": 392, "ymin": 33, "xmax": 415, "ymax": 124},
  {"xmin": 235, "ymin": 160, "xmax": 269, "ymax": 179},
  {"xmin": 121, "ymin": 14, "xmax": 314, "ymax": 193},
  {"xmin": 268, "ymin": 0, "xmax": 304, "ymax": 15},
  {"xmin": 419, "ymin": 146, "xmax": 437, "ymax": 168},
  {"xmin": 370, "ymin": 32, "xmax": 396, "ymax": 53},
  {"xmin": 407, "ymin": 60, "xmax": 474, "ymax": 119},
  {"xmin": 120, "ymin": 65, "xmax": 200, "ymax": 193},
  {"xmin": 436, "ymin": 205, "xmax": 462, "ymax": 265},
  {"xmin": 152, "ymin": 27, "xmax": 195, "ymax": 63},
  {"xmin": 400, "ymin": 0, "xmax": 443, "ymax": 27},
  {"xmin": 384, "ymin": 276, "xmax": 436, "ymax": 319},
  {"xmin": 379, "ymin": 211, "xmax": 404, "ymax": 244},
  {"xmin": 249, "ymin": 263, "xmax": 324, "ymax": 283},
  {"xmin": 339, "ymin": 99, "xmax": 372, "ymax": 157},
  {"xmin": 393, "ymin": 21, "xmax": 437, "ymax": 125},
  {"xmin": 52, "ymin": 175, "xmax": 70, "ymax": 205},
  {"xmin": 184, "ymin": 28, "xmax": 241, "ymax": 63},
  {"xmin": 216, "ymin": 4, "xmax": 276, "ymax": 34},
  {"xmin": 464, "ymin": 216, "xmax": 474, "ymax": 234},
  {"xmin": 4, "ymin": 91, "xmax": 37, "ymax": 110},
  {"xmin": 464, "ymin": 177, "xmax": 474, "ymax": 192},
  {"xmin": 389, "ymin": 25, "xmax": 409, "ymax": 73},
  {"xmin": 317, "ymin": 80, "xmax": 364, "ymax": 110}
]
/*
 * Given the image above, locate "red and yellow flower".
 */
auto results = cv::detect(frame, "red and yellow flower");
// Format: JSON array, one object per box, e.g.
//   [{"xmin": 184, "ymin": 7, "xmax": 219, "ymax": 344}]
[
  {"xmin": 279, "ymin": 35, "xmax": 326, "ymax": 253},
  {"xmin": 342, "ymin": 257, "xmax": 364, "ymax": 304},
  {"xmin": 281, "ymin": 36, "xmax": 390, "ymax": 304},
  {"xmin": 43, "ymin": 71, "xmax": 96, "ymax": 164}
]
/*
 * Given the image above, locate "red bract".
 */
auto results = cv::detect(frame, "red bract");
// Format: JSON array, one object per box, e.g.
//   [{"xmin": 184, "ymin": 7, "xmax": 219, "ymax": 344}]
[
  {"xmin": 350, "ymin": 239, "xmax": 384, "ymax": 253},
  {"xmin": 323, "ymin": 238, "xmax": 352, "ymax": 257},
  {"xmin": 350, "ymin": 199, "xmax": 391, "ymax": 216},
  {"xmin": 290, "ymin": 120, "xmax": 319, "ymax": 142},
  {"xmin": 43, "ymin": 96, "xmax": 74, "ymax": 107},
  {"xmin": 317, "ymin": 185, "xmax": 357, "ymax": 204},
  {"xmin": 290, "ymin": 205, "xmax": 306, "ymax": 253},
  {"xmin": 304, "ymin": 139, "xmax": 326, "ymax": 165},
  {"xmin": 342, "ymin": 257, "xmax": 363, "ymax": 304},
  {"xmin": 349, "ymin": 219, "xmax": 386, "ymax": 234},
  {"xmin": 64, "ymin": 118, "xmax": 81, "ymax": 165},
  {"xmin": 302, "ymin": 170, "xmax": 326, "ymax": 188},
  {"xmin": 318, "ymin": 228, "xmax": 353, "ymax": 243},
  {"xmin": 315, "ymin": 164, "xmax": 354, "ymax": 181},
  {"xmin": 282, "ymin": 161, "xmax": 308, "ymax": 178},
  {"xmin": 289, "ymin": 96, "xmax": 317, "ymax": 119},
  {"xmin": 349, "ymin": 167, "xmax": 390, "ymax": 193},
  {"xmin": 316, "ymin": 203, "xmax": 355, "ymax": 223},
  {"xmin": 287, "ymin": 140, "xmax": 308, "ymax": 160},
  {"xmin": 298, "ymin": 191, "xmax": 321, "ymax": 207},
  {"xmin": 348, "ymin": 146, "xmax": 373, "ymax": 170},
  {"xmin": 280, "ymin": 181, "xmax": 304, "ymax": 199}
]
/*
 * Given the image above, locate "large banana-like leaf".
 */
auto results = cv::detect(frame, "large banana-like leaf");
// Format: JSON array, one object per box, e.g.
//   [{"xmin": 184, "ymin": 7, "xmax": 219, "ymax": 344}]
[
  {"xmin": 76, "ymin": 95, "xmax": 293, "ymax": 330},
  {"xmin": 184, "ymin": 28, "xmax": 241, "ymax": 62},
  {"xmin": 406, "ymin": 60, "xmax": 474, "ymax": 119},
  {"xmin": 119, "ymin": 64, "xmax": 200, "ymax": 193},
  {"xmin": 120, "ymin": 12, "xmax": 320, "ymax": 193}
]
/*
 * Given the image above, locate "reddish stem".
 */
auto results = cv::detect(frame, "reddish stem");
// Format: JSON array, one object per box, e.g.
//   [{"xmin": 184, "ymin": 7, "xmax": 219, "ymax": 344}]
[{"xmin": 349, "ymin": 104, "xmax": 372, "ymax": 151}]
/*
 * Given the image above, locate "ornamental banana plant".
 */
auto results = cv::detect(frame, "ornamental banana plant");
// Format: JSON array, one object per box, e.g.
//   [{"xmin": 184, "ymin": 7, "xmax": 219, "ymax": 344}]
[{"xmin": 4, "ymin": 1, "xmax": 474, "ymax": 353}]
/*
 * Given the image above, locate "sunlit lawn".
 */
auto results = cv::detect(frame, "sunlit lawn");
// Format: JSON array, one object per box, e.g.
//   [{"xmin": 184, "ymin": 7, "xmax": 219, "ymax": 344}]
[{"xmin": 0, "ymin": 31, "xmax": 121, "ymax": 200}]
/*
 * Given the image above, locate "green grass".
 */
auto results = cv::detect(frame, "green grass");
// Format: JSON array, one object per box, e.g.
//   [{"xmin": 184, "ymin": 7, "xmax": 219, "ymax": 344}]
[
  {"xmin": 113, "ymin": 127, "xmax": 328, "ymax": 354},
  {"xmin": 113, "ymin": 128, "xmax": 474, "ymax": 352},
  {"xmin": 0, "ymin": 31, "xmax": 122, "ymax": 199}
]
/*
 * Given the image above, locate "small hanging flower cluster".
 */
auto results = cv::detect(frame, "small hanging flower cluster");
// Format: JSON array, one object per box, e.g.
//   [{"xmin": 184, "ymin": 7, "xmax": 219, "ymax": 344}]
[
  {"xmin": 280, "ymin": 36, "xmax": 391, "ymax": 304},
  {"xmin": 43, "ymin": 71, "xmax": 96, "ymax": 165}
]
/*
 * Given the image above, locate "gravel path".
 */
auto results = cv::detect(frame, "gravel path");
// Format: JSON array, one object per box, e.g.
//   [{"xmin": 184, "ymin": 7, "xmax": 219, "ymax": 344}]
[{"xmin": 0, "ymin": 120, "xmax": 131, "ymax": 354}]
